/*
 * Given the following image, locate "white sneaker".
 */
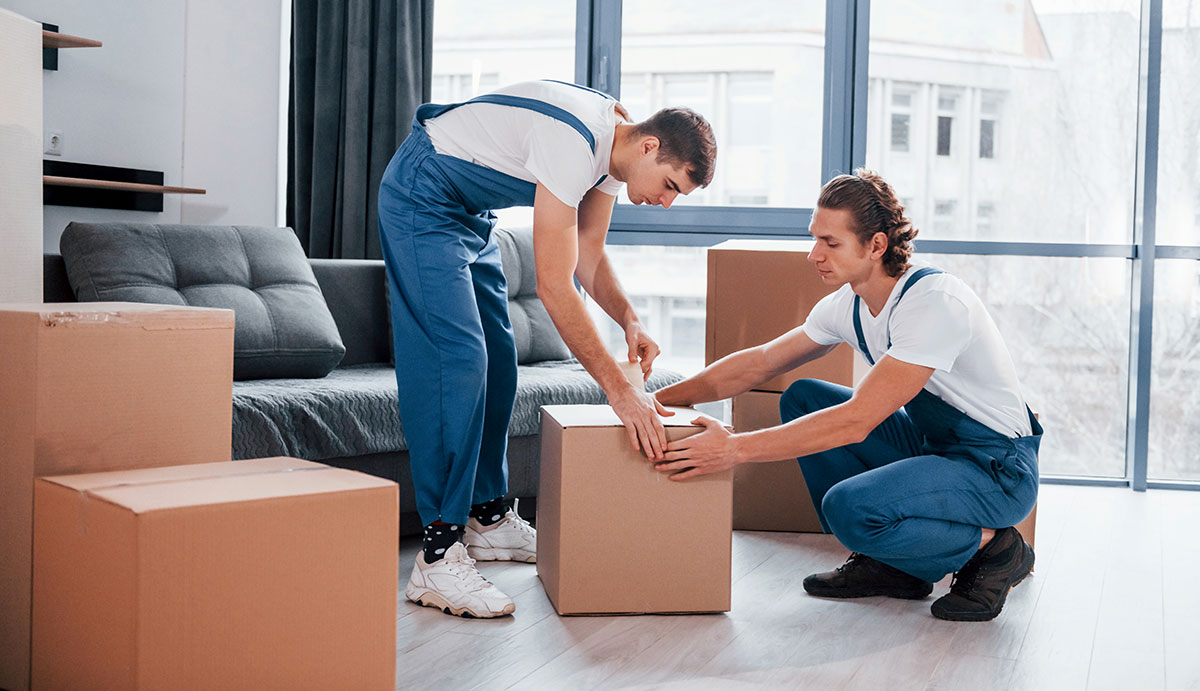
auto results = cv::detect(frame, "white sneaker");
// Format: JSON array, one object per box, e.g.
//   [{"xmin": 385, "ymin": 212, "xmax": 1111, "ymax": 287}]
[
  {"xmin": 405, "ymin": 542, "xmax": 515, "ymax": 618},
  {"xmin": 465, "ymin": 498, "xmax": 537, "ymax": 563}
]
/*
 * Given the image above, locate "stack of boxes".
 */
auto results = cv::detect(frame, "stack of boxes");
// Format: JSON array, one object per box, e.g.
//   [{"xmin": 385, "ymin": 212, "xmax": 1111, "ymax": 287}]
[
  {"xmin": 0, "ymin": 303, "xmax": 398, "ymax": 690},
  {"xmin": 706, "ymin": 240, "xmax": 858, "ymax": 533}
]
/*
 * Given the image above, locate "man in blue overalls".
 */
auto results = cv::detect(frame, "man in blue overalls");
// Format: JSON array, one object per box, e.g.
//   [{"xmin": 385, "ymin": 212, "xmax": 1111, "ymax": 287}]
[
  {"xmin": 378, "ymin": 80, "xmax": 717, "ymax": 618},
  {"xmin": 654, "ymin": 169, "xmax": 1041, "ymax": 622}
]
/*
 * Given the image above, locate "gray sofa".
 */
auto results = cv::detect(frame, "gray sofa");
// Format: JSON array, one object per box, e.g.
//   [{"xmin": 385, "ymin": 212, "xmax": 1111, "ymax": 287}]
[{"xmin": 43, "ymin": 223, "xmax": 682, "ymax": 534}]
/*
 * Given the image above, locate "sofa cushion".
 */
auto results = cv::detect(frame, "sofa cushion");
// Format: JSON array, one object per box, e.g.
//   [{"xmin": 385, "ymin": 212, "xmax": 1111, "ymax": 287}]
[
  {"xmin": 60, "ymin": 223, "xmax": 345, "ymax": 380},
  {"xmin": 231, "ymin": 362, "xmax": 684, "ymax": 460},
  {"xmin": 494, "ymin": 228, "xmax": 573, "ymax": 364}
]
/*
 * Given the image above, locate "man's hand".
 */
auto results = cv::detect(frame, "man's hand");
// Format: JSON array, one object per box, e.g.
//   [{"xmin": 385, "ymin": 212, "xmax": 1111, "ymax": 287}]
[
  {"xmin": 624, "ymin": 321, "xmax": 661, "ymax": 381},
  {"xmin": 655, "ymin": 416, "xmax": 740, "ymax": 481},
  {"xmin": 609, "ymin": 385, "xmax": 671, "ymax": 460},
  {"xmin": 614, "ymin": 101, "xmax": 631, "ymax": 122}
]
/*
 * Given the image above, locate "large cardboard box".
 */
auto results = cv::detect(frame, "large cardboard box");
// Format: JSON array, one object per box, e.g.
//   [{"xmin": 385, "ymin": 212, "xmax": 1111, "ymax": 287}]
[
  {"xmin": 538, "ymin": 405, "xmax": 733, "ymax": 615},
  {"xmin": 706, "ymin": 239, "xmax": 859, "ymax": 394},
  {"xmin": 731, "ymin": 391, "xmax": 824, "ymax": 533},
  {"xmin": 0, "ymin": 302, "xmax": 234, "ymax": 691},
  {"xmin": 32, "ymin": 457, "xmax": 399, "ymax": 690}
]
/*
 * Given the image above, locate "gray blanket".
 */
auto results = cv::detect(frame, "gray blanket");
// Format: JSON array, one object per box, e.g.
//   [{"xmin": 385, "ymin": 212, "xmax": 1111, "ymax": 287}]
[{"xmin": 232, "ymin": 361, "xmax": 685, "ymax": 460}]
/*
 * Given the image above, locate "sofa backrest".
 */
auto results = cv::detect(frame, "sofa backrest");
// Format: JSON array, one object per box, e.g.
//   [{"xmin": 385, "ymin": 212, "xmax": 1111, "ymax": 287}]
[{"xmin": 43, "ymin": 225, "xmax": 572, "ymax": 373}]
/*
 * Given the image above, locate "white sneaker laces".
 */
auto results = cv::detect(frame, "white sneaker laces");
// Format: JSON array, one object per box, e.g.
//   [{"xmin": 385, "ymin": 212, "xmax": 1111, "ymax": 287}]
[
  {"xmin": 442, "ymin": 549, "xmax": 492, "ymax": 593},
  {"xmin": 503, "ymin": 498, "xmax": 536, "ymax": 536}
]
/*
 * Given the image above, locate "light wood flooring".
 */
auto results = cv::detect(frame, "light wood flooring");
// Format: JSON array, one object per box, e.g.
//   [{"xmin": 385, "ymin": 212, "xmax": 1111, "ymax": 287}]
[{"xmin": 393, "ymin": 484, "xmax": 1200, "ymax": 690}]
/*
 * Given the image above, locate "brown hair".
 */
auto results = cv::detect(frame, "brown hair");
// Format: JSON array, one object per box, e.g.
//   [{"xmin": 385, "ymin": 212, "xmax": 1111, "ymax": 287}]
[
  {"xmin": 817, "ymin": 168, "xmax": 918, "ymax": 277},
  {"xmin": 634, "ymin": 107, "xmax": 717, "ymax": 188}
]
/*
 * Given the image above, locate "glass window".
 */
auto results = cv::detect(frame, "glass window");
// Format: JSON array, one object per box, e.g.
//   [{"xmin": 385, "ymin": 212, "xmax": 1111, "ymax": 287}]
[
  {"xmin": 891, "ymin": 113, "xmax": 911, "ymax": 152},
  {"xmin": 431, "ymin": 0, "xmax": 575, "ymax": 229},
  {"xmin": 936, "ymin": 115, "xmax": 953, "ymax": 156},
  {"xmin": 924, "ymin": 255, "xmax": 1131, "ymax": 478},
  {"xmin": 979, "ymin": 119, "xmax": 996, "ymax": 159},
  {"xmin": 1156, "ymin": 0, "xmax": 1200, "ymax": 246},
  {"xmin": 866, "ymin": 1, "xmax": 1142, "ymax": 243},
  {"xmin": 585, "ymin": 245, "xmax": 708, "ymax": 375},
  {"xmin": 1148, "ymin": 260, "xmax": 1200, "ymax": 481},
  {"xmin": 620, "ymin": 1, "xmax": 826, "ymax": 208}
]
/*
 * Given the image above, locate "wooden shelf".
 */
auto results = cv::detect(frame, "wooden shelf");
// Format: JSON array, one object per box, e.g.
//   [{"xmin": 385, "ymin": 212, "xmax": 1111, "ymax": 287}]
[
  {"xmin": 42, "ymin": 30, "xmax": 102, "ymax": 49},
  {"xmin": 43, "ymin": 176, "xmax": 206, "ymax": 195}
]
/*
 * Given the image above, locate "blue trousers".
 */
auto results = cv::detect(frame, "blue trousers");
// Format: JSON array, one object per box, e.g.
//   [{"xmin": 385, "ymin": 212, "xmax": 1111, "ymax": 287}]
[
  {"xmin": 780, "ymin": 379, "xmax": 1038, "ymax": 582},
  {"xmin": 377, "ymin": 128, "xmax": 520, "ymax": 527}
]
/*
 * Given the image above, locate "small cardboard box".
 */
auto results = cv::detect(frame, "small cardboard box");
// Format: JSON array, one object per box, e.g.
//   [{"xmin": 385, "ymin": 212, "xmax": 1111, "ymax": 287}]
[
  {"xmin": 706, "ymin": 239, "xmax": 860, "ymax": 393},
  {"xmin": 731, "ymin": 391, "xmax": 823, "ymax": 533},
  {"xmin": 32, "ymin": 458, "xmax": 399, "ymax": 690},
  {"xmin": 537, "ymin": 405, "xmax": 733, "ymax": 615},
  {"xmin": 0, "ymin": 302, "xmax": 235, "ymax": 691}
]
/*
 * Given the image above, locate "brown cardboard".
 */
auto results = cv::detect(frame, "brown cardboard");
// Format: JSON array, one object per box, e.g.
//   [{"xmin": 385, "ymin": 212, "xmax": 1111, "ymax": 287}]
[
  {"xmin": 706, "ymin": 239, "xmax": 860, "ymax": 393},
  {"xmin": 731, "ymin": 391, "xmax": 824, "ymax": 533},
  {"xmin": 538, "ymin": 405, "xmax": 733, "ymax": 614},
  {"xmin": 0, "ymin": 302, "xmax": 234, "ymax": 691},
  {"xmin": 32, "ymin": 457, "xmax": 399, "ymax": 690}
]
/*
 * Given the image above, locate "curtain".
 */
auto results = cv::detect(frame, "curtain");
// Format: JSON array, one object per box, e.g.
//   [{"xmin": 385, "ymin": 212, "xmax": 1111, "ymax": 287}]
[{"xmin": 289, "ymin": 0, "xmax": 433, "ymax": 259}]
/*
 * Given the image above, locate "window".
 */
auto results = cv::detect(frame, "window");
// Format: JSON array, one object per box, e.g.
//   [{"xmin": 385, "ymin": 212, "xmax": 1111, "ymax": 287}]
[
  {"xmin": 976, "ymin": 202, "xmax": 996, "ymax": 236},
  {"xmin": 1149, "ymin": 260, "xmax": 1200, "ymax": 481},
  {"xmin": 1156, "ymin": 0, "xmax": 1200, "ymax": 245},
  {"xmin": 891, "ymin": 114, "xmax": 911, "ymax": 153},
  {"xmin": 936, "ymin": 116, "xmax": 953, "ymax": 156},
  {"xmin": 866, "ymin": 3, "xmax": 1140, "ymax": 244},
  {"xmin": 933, "ymin": 199, "xmax": 958, "ymax": 236},
  {"xmin": 620, "ymin": 1, "xmax": 825, "ymax": 208},
  {"xmin": 927, "ymin": 254, "xmax": 1130, "ymax": 478}
]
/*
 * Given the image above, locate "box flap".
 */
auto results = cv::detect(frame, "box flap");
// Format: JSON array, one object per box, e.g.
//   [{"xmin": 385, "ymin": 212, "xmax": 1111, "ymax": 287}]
[
  {"xmin": 39, "ymin": 458, "xmax": 396, "ymax": 514},
  {"xmin": 541, "ymin": 405, "xmax": 720, "ymax": 429},
  {"xmin": 709, "ymin": 238, "xmax": 815, "ymax": 253},
  {"xmin": 0, "ymin": 302, "xmax": 233, "ymax": 329}
]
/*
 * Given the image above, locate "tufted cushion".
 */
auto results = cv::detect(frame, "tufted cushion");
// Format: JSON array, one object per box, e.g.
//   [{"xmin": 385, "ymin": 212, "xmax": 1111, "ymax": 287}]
[
  {"xmin": 60, "ymin": 223, "xmax": 345, "ymax": 380},
  {"xmin": 493, "ymin": 227, "xmax": 573, "ymax": 364}
]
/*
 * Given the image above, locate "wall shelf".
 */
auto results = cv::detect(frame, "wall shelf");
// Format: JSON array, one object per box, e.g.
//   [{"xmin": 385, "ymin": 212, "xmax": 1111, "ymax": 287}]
[
  {"xmin": 43, "ymin": 176, "xmax": 206, "ymax": 195},
  {"xmin": 42, "ymin": 30, "xmax": 101, "ymax": 49}
]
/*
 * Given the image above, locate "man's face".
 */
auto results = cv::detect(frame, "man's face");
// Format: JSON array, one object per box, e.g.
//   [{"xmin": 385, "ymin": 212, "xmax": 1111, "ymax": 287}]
[
  {"xmin": 624, "ymin": 138, "xmax": 698, "ymax": 209},
  {"xmin": 807, "ymin": 206, "xmax": 876, "ymax": 286}
]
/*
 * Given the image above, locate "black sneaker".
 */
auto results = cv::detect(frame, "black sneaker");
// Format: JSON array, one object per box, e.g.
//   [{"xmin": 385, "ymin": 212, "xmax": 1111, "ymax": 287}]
[
  {"xmin": 803, "ymin": 553, "xmax": 934, "ymax": 600},
  {"xmin": 931, "ymin": 526, "xmax": 1034, "ymax": 622}
]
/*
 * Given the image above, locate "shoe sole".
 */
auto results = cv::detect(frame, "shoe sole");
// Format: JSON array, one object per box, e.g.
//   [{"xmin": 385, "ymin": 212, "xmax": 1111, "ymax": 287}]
[
  {"xmin": 931, "ymin": 543, "xmax": 1036, "ymax": 622},
  {"xmin": 804, "ymin": 584, "xmax": 933, "ymax": 600},
  {"xmin": 467, "ymin": 546, "xmax": 536, "ymax": 563},
  {"xmin": 404, "ymin": 585, "xmax": 515, "ymax": 619}
]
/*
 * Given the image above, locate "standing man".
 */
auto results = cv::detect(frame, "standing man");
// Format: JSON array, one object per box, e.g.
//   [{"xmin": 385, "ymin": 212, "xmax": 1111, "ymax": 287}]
[
  {"xmin": 379, "ymin": 80, "xmax": 717, "ymax": 618},
  {"xmin": 654, "ymin": 170, "xmax": 1040, "ymax": 622}
]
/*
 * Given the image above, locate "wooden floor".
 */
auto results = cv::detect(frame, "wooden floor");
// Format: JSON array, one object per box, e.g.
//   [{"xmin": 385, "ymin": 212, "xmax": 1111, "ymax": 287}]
[{"xmin": 394, "ymin": 484, "xmax": 1200, "ymax": 690}]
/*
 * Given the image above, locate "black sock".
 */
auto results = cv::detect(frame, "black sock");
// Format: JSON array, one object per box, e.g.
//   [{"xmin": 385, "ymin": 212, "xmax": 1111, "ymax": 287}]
[
  {"xmin": 422, "ymin": 521, "xmax": 464, "ymax": 564},
  {"xmin": 470, "ymin": 497, "xmax": 509, "ymax": 526}
]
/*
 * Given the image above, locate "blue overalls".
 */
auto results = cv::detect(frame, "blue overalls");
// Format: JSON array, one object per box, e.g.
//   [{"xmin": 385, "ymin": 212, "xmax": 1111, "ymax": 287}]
[
  {"xmin": 779, "ymin": 268, "xmax": 1043, "ymax": 582},
  {"xmin": 377, "ymin": 88, "xmax": 610, "ymax": 527}
]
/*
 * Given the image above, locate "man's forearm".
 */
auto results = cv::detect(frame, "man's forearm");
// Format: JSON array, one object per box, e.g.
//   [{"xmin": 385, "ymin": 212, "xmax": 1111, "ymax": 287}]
[
  {"xmin": 734, "ymin": 400, "xmax": 868, "ymax": 464},
  {"xmin": 656, "ymin": 348, "xmax": 773, "ymax": 406},
  {"xmin": 539, "ymin": 283, "xmax": 633, "ymax": 395}
]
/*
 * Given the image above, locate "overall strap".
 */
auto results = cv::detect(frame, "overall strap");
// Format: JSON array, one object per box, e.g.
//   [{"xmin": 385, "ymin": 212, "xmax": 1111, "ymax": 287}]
[
  {"xmin": 420, "ymin": 93, "xmax": 598, "ymax": 154},
  {"xmin": 853, "ymin": 267, "xmax": 945, "ymax": 366}
]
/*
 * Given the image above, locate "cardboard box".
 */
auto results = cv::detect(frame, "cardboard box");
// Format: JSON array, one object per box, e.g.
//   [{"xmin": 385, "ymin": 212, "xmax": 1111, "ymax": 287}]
[
  {"xmin": 731, "ymin": 391, "xmax": 824, "ymax": 533},
  {"xmin": 0, "ymin": 302, "xmax": 234, "ymax": 691},
  {"xmin": 537, "ymin": 405, "xmax": 733, "ymax": 614},
  {"xmin": 32, "ymin": 457, "xmax": 399, "ymax": 690},
  {"xmin": 706, "ymin": 239, "xmax": 862, "ymax": 393}
]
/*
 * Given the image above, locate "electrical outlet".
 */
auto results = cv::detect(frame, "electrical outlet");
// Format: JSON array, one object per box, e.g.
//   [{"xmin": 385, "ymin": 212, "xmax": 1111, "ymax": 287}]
[{"xmin": 45, "ymin": 129, "xmax": 64, "ymax": 156}]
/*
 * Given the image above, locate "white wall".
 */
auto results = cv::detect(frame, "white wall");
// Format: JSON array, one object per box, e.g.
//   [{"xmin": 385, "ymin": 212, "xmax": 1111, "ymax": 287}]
[
  {"xmin": 0, "ymin": 9, "xmax": 42, "ymax": 303},
  {"xmin": 0, "ymin": 0, "xmax": 284, "ymax": 253}
]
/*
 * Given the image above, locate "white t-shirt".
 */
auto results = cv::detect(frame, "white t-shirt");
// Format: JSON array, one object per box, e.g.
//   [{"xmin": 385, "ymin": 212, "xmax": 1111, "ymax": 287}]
[
  {"xmin": 423, "ymin": 80, "xmax": 626, "ymax": 209},
  {"xmin": 801, "ymin": 263, "xmax": 1033, "ymax": 438}
]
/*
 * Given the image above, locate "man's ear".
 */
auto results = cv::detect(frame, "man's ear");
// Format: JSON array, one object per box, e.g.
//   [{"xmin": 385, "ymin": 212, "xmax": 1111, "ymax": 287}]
[
  {"xmin": 641, "ymin": 136, "xmax": 660, "ymax": 156},
  {"xmin": 872, "ymin": 231, "xmax": 888, "ymax": 259}
]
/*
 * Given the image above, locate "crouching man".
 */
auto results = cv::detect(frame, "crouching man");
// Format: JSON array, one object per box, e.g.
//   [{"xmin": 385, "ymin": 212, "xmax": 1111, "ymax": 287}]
[{"xmin": 654, "ymin": 170, "xmax": 1041, "ymax": 621}]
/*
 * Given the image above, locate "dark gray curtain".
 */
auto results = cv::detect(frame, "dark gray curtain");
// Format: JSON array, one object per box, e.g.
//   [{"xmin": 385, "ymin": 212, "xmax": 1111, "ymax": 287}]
[{"xmin": 289, "ymin": 0, "xmax": 433, "ymax": 259}]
